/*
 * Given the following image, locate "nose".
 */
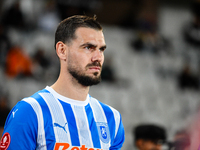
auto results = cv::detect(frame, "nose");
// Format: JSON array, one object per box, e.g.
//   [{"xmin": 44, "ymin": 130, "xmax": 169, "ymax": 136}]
[{"xmin": 91, "ymin": 50, "xmax": 104, "ymax": 62}]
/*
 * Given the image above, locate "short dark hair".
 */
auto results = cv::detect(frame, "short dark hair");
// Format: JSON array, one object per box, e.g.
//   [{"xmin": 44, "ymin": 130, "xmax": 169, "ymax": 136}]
[
  {"xmin": 133, "ymin": 124, "xmax": 166, "ymax": 143},
  {"xmin": 54, "ymin": 15, "xmax": 102, "ymax": 49}
]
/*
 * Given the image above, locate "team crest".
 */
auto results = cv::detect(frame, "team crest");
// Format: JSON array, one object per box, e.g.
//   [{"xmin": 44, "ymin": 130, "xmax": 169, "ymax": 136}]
[{"xmin": 96, "ymin": 122, "xmax": 110, "ymax": 143}]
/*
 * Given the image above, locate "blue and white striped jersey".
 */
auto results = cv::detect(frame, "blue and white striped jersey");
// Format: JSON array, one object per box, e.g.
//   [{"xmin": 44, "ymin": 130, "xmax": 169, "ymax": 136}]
[{"xmin": 2, "ymin": 86, "xmax": 125, "ymax": 150}]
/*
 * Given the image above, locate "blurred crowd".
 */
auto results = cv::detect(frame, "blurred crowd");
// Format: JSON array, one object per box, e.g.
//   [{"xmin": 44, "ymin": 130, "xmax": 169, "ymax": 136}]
[
  {"xmin": 129, "ymin": 0, "xmax": 200, "ymax": 93},
  {"xmin": 1, "ymin": 0, "xmax": 200, "ymax": 149},
  {"xmin": 0, "ymin": 0, "xmax": 200, "ymax": 88}
]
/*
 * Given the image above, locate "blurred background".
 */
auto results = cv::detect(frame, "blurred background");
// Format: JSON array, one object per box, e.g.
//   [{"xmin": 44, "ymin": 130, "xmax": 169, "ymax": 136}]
[{"xmin": 0, "ymin": 0, "xmax": 200, "ymax": 149}]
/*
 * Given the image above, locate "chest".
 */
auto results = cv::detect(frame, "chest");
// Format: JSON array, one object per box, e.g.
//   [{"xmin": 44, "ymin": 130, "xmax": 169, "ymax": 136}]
[{"xmin": 38, "ymin": 104, "xmax": 111, "ymax": 150}]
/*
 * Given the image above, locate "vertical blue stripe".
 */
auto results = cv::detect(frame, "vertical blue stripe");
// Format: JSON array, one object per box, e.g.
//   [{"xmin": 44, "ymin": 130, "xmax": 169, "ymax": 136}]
[
  {"xmin": 59, "ymin": 100, "xmax": 80, "ymax": 146},
  {"xmin": 31, "ymin": 90, "xmax": 56, "ymax": 150},
  {"xmin": 85, "ymin": 104, "xmax": 101, "ymax": 148},
  {"xmin": 98, "ymin": 101, "xmax": 115, "ymax": 145}
]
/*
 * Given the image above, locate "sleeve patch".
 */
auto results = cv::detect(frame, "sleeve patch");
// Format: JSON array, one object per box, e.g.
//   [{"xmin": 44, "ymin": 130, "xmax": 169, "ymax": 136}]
[{"xmin": 0, "ymin": 133, "xmax": 11, "ymax": 150}]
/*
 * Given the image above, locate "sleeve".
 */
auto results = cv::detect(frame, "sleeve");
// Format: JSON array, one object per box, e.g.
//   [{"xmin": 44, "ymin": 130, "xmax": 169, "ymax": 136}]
[
  {"xmin": 1, "ymin": 100, "xmax": 38, "ymax": 150},
  {"xmin": 110, "ymin": 114, "xmax": 125, "ymax": 150}
]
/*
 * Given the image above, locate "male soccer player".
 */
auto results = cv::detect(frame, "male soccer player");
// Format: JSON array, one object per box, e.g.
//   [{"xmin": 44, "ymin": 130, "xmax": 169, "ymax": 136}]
[{"xmin": 0, "ymin": 15, "xmax": 125, "ymax": 150}]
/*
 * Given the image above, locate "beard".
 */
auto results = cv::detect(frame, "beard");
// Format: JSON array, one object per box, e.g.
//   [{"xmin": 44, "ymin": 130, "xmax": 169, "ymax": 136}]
[{"xmin": 68, "ymin": 62, "xmax": 102, "ymax": 86}]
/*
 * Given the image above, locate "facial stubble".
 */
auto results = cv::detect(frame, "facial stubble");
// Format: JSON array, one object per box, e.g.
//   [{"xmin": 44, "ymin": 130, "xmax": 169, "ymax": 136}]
[{"xmin": 68, "ymin": 62, "xmax": 102, "ymax": 86}]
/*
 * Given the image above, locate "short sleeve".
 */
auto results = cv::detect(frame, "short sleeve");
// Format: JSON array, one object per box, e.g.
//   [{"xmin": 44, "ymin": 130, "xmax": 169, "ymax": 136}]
[
  {"xmin": 110, "ymin": 115, "xmax": 125, "ymax": 150},
  {"xmin": 2, "ymin": 101, "xmax": 38, "ymax": 150}
]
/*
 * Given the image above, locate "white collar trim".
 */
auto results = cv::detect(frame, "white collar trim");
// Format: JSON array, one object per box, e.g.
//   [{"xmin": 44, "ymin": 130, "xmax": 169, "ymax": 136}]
[{"xmin": 45, "ymin": 86, "xmax": 89, "ymax": 106}]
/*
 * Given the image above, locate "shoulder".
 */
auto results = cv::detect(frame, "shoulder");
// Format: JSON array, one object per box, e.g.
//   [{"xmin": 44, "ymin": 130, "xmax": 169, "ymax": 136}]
[
  {"xmin": 2, "ymin": 96, "xmax": 41, "ymax": 149},
  {"xmin": 3, "ymin": 89, "xmax": 49, "ymax": 136},
  {"xmin": 89, "ymin": 96, "xmax": 121, "ymax": 119},
  {"xmin": 5, "ymin": 89, "xmax": 49, "ymax": 125},
  {"xmin": 4, "ymin": 98, "xmax": 37, "ymax": 127},
  {"xmin": 3, "ymin": 98, "xmax": 38, "ymax": 140}
]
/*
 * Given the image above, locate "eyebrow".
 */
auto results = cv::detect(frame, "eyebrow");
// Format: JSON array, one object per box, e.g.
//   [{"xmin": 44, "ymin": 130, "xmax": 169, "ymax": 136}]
[
  {"xmin": 80, "ymin": 42, "xmax": 107, "ymax": 50},
  {"xmin": 80, "ymin": 43, "xmax": 97, "ymax": 48}
]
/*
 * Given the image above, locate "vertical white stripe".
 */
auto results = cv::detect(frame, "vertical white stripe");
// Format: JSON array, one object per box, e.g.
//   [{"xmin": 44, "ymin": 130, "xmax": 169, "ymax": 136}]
[
  {"xmin": 89, "ymin": 98, "xmax": 110, "ymax": 149},
  {"xmin": 71, "ymin": 105, "xmax": 93, "ymax": 147},
  {"xmin": 89, "ymin": 98, "xmax": 107, "ymax": 123},
  {"xmin": 23, "ymin": 97, "xmax": 47, "ymax": 150},
  {"xmin": 110, "ymin": 107, "xmax": 120, "ymax": 137},
  {"xmin": 39, "ymin": 93, "xmax": 71, "ymax": 145}
]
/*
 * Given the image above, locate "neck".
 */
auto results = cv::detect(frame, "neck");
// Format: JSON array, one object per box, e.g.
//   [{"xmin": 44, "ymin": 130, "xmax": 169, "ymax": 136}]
[{"xmin": 51, "ymin": 72, "xmax": 90, "ymax": 101}]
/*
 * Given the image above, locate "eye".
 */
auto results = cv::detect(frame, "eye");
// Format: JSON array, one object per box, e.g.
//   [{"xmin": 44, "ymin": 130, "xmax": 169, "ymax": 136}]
[
  {"xmin": 99, "ymin": 46, "xmax": 106, "ymax": 52},
  {"xmin": 84, "ymin": 45, "xmax": 96, "ymax": 51},
  {"xmin": 99, "ymin": 47, "xmax": 106, "ymax": 52},
  {"xmin": 85, "ymin": 46, "xmax": 91, "ymax": 50}
]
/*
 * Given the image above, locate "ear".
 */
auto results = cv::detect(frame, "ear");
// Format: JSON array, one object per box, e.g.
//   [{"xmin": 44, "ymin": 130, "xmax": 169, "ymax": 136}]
[{"xmin": 56, "ymin": 41, "xmax": 68, "ymax": 60}]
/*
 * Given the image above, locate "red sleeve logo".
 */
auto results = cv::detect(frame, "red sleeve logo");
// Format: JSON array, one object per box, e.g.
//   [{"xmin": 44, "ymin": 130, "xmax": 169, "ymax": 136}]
[{"xmin": 0, "ymin": 133, "xmax": 10, "ymax": 150}]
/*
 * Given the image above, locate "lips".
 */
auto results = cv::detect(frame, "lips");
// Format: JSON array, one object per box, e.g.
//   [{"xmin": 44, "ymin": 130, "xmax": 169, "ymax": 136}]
[
  {"xmin": 87, "ymin": 62, "xmax": 102, "ymax": 72},
  {"xmin": 89, "ymin": 66, "xmax": 101, "ymax": 71}
]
